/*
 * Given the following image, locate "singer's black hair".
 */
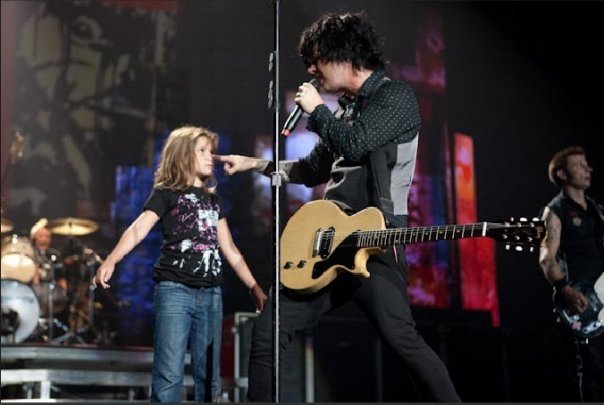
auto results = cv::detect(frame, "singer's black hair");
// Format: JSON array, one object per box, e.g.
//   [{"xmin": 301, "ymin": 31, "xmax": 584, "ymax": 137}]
[{"xmin": 299, "ymin": 12, "xmax": 385, "ymax": 71}]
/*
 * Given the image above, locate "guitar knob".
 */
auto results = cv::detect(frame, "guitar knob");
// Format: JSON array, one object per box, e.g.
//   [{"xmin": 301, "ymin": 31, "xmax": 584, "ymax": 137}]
[
  {"xmin": 284, "ymin": 261, "xmax": 293, "ymax": 269},
  {"xmin": 297, "ymin": 260, "xmax": 307, "ymax": 268}
]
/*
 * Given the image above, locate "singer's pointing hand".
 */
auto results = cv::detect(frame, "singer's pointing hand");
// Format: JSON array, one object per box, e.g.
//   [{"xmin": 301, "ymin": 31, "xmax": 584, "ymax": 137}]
[
  {"xmin": 213, "ymin": 154, "xmax": 257, "ymax": 176},
  {"xmin": 295, "ymin": 82, "xmax": 322, "ymax": 114}
]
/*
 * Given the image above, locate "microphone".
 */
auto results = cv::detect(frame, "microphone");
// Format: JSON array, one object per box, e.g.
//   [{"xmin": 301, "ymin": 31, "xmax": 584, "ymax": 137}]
[{"xmin": 281, "ymin": 79, "xmax": 319, "ymax": 137}]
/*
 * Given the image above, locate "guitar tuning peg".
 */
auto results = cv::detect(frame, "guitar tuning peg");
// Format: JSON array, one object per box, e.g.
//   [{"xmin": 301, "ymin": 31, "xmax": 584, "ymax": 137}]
[
  {"xmin": 532, "ymin": 217, "xmax": 540, "ymax": 221},
  {"xmin": 505, "ymin": 244, "xmax": 510, "ymax": 250},
  {"xmin": 515, "ymin": 246, "xmax": 523, "ymax": 252},
  {"xmin": 520, "ymin": 217, "xmax": 527, "ymax": 222},
  {"xmin": 529, "ymin": 246, "xmax": 535, "ymax": 253}
]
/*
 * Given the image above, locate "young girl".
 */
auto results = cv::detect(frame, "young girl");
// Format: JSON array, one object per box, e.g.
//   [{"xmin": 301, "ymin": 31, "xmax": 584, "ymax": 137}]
[{"xmin": 93, "ymin": 125, "xmax": 267, "ymax": 402}]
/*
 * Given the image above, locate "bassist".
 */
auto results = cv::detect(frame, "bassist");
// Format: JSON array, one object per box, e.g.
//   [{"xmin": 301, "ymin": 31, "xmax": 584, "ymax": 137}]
[{"xmin": 539, "ymin": 145, "xmax": 604, "ymax": 401}]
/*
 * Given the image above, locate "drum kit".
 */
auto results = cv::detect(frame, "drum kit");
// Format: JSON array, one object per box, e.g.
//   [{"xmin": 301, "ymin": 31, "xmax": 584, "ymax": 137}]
[{"xmin": 1, "ymin": 216, "xmax": 102, "ymax": 345}]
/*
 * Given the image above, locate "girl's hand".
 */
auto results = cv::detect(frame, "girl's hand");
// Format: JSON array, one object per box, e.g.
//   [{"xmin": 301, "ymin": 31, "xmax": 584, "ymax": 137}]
[
  {"xmin": 250, "ymin": 283, "xmax": 268, "ymax": 313},
  {"xmin": 93, "ymin": 261, "xmax": 115, "ymax": 289}
]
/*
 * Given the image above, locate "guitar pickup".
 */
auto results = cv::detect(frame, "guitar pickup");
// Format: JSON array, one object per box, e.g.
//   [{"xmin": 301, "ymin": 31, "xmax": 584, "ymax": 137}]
[{"xmin": 312, "ymin": 228, "xmax": 323, "ymax": 258}]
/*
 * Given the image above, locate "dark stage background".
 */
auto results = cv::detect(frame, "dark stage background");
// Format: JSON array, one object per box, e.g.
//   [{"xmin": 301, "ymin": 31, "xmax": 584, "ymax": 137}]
[{"xmin": 1, "ymin": 1, "xmax": 603, "ymax": 402}]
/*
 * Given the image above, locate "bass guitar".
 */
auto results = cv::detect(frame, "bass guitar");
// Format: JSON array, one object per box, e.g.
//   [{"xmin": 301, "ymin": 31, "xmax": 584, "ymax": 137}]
[
  {"xmin": 553, "ymin": 273, "xmax": 604, "ymax": 338},
  {"xmin": 280, "ymin": 200, "xmax": 544, "ymax": 294}
]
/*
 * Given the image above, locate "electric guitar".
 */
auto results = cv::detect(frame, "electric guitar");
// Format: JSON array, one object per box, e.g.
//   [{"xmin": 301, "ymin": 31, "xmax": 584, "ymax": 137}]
[
  {"xmin": 280, "ymin": 200, "xmax": 544, "ymax": 294},
  {"xmin": 553, "ymin": 273, "xmax": 604, "ymax": 338}
]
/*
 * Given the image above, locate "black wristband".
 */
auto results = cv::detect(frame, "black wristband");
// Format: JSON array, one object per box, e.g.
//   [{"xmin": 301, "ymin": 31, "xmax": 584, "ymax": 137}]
[{"xmin": 552, "ymin": 278, "xmax": 569, "ymax": 292}]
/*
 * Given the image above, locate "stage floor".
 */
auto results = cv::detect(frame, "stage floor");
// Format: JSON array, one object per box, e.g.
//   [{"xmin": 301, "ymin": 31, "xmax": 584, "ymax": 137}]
[{"xmin": 1, "ymin": 344, "xmax": 194, "ymax": 401}]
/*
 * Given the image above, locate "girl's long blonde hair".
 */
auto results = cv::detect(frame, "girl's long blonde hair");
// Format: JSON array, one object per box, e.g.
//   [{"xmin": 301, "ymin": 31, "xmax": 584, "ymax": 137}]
[{"xmin": 154, "ymin": 125, "xmax": 219, "ymax": 192}]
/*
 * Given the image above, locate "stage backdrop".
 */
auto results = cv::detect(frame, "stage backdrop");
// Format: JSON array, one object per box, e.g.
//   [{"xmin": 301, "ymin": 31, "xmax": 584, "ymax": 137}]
[
  {"xmin": 3, "ymin": 0, "xmax": 602, "ymax": 350},
  {"xmin": 0, "ymin": 0, "xmax": 507, "ymax": 345}
]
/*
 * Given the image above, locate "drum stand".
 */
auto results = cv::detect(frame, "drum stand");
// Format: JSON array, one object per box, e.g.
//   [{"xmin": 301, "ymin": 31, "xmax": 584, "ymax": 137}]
[
  {"xmin": 41, "ymin": 263, "xmax": 71, "ymax": 344},
  {"xmin": 50, "ymin": 257, "xmax": 97, "ymax": 345}
]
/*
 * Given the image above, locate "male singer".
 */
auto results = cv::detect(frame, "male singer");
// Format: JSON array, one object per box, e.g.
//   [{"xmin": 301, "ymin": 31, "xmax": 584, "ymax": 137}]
[{"xmin": 215, "ymin": 12, "xmax": 460, "ymax": 401}]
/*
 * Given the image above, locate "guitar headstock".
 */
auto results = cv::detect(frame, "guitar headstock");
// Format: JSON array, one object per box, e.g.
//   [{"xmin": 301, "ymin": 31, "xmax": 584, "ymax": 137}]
[{"xmin": 485, "ymin": 217, "xmax": 545, "ymax": 252}]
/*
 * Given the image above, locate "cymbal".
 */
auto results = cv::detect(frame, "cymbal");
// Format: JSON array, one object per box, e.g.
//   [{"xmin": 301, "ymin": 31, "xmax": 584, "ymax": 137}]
[
  {"xmin": 48, "ymin": 217, "xmax": 98, "ymax": 236},
  {"xmin": 1, "ymin": 217, "xmax": 13, "ymax": 234}
]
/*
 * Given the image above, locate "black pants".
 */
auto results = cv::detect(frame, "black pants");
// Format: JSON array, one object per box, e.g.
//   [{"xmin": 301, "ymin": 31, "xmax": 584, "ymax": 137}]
[
  {"xmin": 566, "ymin": 333, "xmax": 604, "ymax": 401},
  {"xmin": 247, "ymin": 246, "xmax": 460, "ymax": 402}
]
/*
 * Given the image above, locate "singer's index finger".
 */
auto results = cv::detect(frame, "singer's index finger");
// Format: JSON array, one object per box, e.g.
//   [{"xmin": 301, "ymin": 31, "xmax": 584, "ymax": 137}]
[{"xmin": 212, "ymin": 154, "xmax": 226, "ymax": 162}]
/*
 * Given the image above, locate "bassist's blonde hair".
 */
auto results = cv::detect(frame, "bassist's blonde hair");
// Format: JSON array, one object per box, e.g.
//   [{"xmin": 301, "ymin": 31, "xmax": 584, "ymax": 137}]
[{"xmin": 548, "ymin": 145, "xmax": 585, "ymax": 187}]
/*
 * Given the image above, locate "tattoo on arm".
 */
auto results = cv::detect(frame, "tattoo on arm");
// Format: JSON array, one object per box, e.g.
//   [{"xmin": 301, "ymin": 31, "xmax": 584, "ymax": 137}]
[{"xmin": 540, "ymin": 208, "xmax": 563, "ymax": 283}]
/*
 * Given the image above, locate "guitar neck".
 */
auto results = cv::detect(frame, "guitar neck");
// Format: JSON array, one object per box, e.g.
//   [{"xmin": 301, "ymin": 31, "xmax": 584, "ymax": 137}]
[{"xmin": 356, "ymin": 222, "xmax": 489, "ymax": 247}]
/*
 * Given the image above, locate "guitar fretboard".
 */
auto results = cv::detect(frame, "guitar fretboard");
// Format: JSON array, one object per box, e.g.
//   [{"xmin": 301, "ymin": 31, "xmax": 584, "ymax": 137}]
[{"xmin": 356, "ymin": 223, "xmax": 487, "ymax": 247}]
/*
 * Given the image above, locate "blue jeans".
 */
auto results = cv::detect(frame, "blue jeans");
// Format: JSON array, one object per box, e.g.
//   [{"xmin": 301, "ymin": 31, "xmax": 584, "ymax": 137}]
[{"xmin": 150, "ymin": 281, "xmax": 223, "ymax": 402}]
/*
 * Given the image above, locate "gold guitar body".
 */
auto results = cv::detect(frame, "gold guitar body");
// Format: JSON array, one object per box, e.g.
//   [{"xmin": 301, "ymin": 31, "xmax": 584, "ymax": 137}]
[
  {"xmin": 280, "ymin": 200, "xmax": 545, "ymax": 294},
  {"xmin": 280, "ymin": 200, "xmax": 386, "ymax": 294}
]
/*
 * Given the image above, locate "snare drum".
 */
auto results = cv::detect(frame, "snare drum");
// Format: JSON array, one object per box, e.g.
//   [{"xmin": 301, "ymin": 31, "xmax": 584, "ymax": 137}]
[
  {"xmin": 1, "ymin": 235, "xmax": 37, "ymax": 283},
  {"xmin": 1, "ymin": 279, "xmax": 40, "ymax": 343}
]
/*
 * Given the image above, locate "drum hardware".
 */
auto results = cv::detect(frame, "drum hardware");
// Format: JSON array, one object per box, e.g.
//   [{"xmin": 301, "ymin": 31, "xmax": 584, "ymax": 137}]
[
  {"xmin": 2, "ymin": 215, "xmax": 112, "ymax": 346},
  {"xmin": 35, "ymin": 261, "xmax": 71, "ymax": 343},
  {"xmin": 50, "ymin": 246, "xmax": 103, "ymax": 345},
  {"xmin": 33, "ymin": 280, "xmax": 69, "ymax": 316},
  {"xmin": 25, "ymin": 245, "xmax": 68, "ymax": 343}
]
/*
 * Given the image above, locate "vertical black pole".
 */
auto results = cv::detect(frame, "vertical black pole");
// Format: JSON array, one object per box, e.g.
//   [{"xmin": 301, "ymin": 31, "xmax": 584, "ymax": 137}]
[{"xmin": 271, "ymin": 0, "xmax": 281, "ymax": 402}]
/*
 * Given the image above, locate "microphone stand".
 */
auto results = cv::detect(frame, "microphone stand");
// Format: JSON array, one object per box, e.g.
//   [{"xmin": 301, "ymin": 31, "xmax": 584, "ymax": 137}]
[
  {"xmin": 269, "ymin": 0, "xmax": 282, "ymax": 401},
  {"xmin": 47, "ymin": 260, "xmax": 55, "ymax": 342}
]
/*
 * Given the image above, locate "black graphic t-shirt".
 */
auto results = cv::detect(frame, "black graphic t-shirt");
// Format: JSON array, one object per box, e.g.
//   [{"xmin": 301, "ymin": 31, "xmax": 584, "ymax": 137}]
[{"xmin": 144, "ymin": 186, "xmax": 225, "ymax": 287}]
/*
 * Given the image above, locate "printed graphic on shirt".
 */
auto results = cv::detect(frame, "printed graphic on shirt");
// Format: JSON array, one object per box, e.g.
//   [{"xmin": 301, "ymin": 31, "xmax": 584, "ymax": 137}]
[{"xmin": 166, "ymin": 192, "xmax": 222, "ymax": 277}]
